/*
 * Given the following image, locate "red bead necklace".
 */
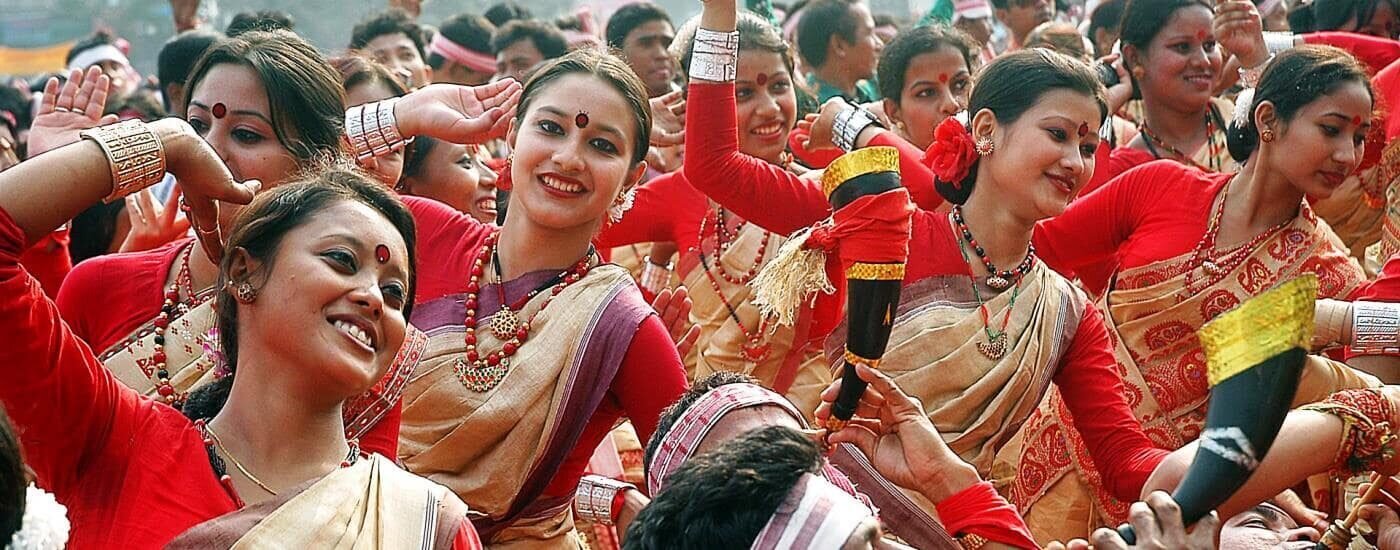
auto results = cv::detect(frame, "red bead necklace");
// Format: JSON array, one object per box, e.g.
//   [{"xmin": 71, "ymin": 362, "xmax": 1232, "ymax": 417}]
[
  {"xmin": 1139, "ymin": 113, "xmax": 1224, "ymax": 173},
  {"xmin": 150, "ymin": 244, "xmax": 209, "ymax": 406},
  {"xmin": 1181, "ymin": 180, "xmax": 1294, "ymax": 302},
  {"xmin": 698, "ymin": 207, "xmax": 770, "ymax": 286},
  {"xmin": 693, "ymin": 207, "xmax": 776, "ymax": 362},
  {"xmin": 453, "ymin": 232, "xmax": 595, "ymax": 392},
  {"xmin": 952, "ymin": 206, "xmax": 1035, "ymax": 291}
]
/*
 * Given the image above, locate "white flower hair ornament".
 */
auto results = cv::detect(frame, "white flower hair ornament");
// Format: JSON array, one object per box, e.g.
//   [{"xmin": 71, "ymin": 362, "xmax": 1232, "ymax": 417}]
[
  {"xmin": 6, "ymin": 484, "xmax": 70, "ymax": 550},
  {"xmin": 1233, "ymin": 88, "xmax": 1257, "ymax": 130},
  {"xmin": 608, "ymin": 187, "xmax": 637, "ymax": 224}
]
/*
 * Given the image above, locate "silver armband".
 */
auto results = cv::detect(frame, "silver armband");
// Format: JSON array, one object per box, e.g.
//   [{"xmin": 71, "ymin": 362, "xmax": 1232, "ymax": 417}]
[
  {"xmin": 1350, "ymin": 301, "xmax": 1400, "ymax": 355},
  {"xmin": 1263, "ymin": 32, "xmax": 1297, "ymax": 56},
  {"xmin": 573, "ymin": 475, "xmax": 636, "ymax": 526},
  {"xmin": 689, "ymin": 28, "xmax": 740, "ymax": 82},
  {"xmin": 346, "ymin": 97, "xmax": 410, "ymax": 162},
  {"xmin": 832, "ymin": 106, "xmax": 881, "ymax": 152},
  {"xmin": 640, "ymin": 255, "xmax": 674, "ymax": 295}
]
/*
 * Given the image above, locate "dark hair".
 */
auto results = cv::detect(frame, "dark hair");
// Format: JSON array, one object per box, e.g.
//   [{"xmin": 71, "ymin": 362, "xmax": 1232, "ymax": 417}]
[
  {"xmin": 1087, "ymin": 0, "xmax": 1127, "ymax": 40},
  {"xmin": 331, "ymin": 55, "xmax": 409, "ymax": 99},
  {"xmin": 66, "ymin": 30, "xmax": 118, "ymax": 65},
  {"xmin": 644, "ymin": 371, "xmax": 757, "ymax": 475},
  {"xmin": 0, "ymin": 86, "xmax": 31, "ymax": 134},
  {"xmin": 675, "ymin": 12, "xmax": 794, "ymax": 77},
  {"xmin": 1289, "ymin": 0, "xmax": 1400, "ymax": 33},
  {"xmin": 625, "ymin": 426, "xmax": 822, "ymax": 550},
  {"xmin": 428, "ymin": 13, "xmax": 497, "ymax": 69},
  {"xmin": 184, "ymin": 169, "xmax": 419, "ymax": 421},
  {"xmin": 491, "ymin": 20, "xmax": 570, "ymax": 59},
  {"xmin": 105, "ymin": 89, "xmax": 167, "ymax": 122},
  {"xmin": 0, "ymin": 406, "xmax": 24, "ymax": 542},
  {"xmin": 183, "ymin": 30, "xmax": 347, "ymax": 167},
  {"xmin": 157, "ymin": 30, "xmax": 223, "ymax": 111},
  {"xmin": 485, "ymin": 1, "xmax": 533, "ymax": 27},
  {"xmin": 68, "ymin": 201, "xmax": 126, "ymax": 264},
  {"xmin": 1226, "ymin": 46, "xmax": 1373, "ymax": 162},
  {"xmin": 351, "ymin": 9, "xmax": 427, "ymax": 61},
  {"xmin": 877, "ymin": 24, "xmax": 976, "ymax": 104},
  {"xmin": 1118, "ymin": 0, "xmax": 1210, "ymax": 56},
  {"xmin": 517, "ymin": 49, "xmax": 651, "ymax": 164},
  {"xmin": 936, "ymin": 49, "xmax": 1107, "ymax": 204},
  {"xmin": 226, "ymin": 10, "xmax": 295, "ymax": 36},
  {"xmin": 873, "ymin": 13, "xmax": 900, "ymax": 28},
  {"xmin": 606, "ymin": 3, "xmax": 673, "ymax": 49},
  {"xmin": 796, "ymin": 0, "xmax": 860, "ymax": 68},
  {"xmin": 401, "ymin": 135, "xmax": 440, "ymax": 180}
]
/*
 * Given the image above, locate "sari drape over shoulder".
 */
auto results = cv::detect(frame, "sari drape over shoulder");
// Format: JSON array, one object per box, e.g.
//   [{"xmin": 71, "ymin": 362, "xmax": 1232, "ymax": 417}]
[
  {"xmin": 1012, "ymin": 203, "xmax": 1378, "ymax": 542},
  {"xmin": 168, "ymin": 454, "xmax": 476, "ymax": 550},
  {"xmin": 401, "ymin": 264, "xmax": 649, "ymax": 547}
]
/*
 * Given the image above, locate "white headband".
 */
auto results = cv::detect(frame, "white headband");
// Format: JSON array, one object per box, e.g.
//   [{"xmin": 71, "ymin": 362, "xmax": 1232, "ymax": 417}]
[
  {"xmin": 751, "ymin": 473, "xmax": 873, "ymax": 549},
  {"xmin": 67, "ymin": 44, "xmax": 131, "ymax": 73}
]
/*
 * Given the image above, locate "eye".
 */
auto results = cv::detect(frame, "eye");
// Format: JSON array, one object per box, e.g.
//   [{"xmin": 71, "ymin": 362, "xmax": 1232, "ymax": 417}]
[
  {"xmin": 536, "ymin": 119, "xmax": 564, "ymax": 135},
  {"xmin": 590, "ymin": 137, "xmax": 620, "ymax": 154},
  {"xmin": 1320, "ymin": 124, "xmax": 1341, "ymax": 137},
  {"xmin": 188, "ymin": 117, "xmax": 209, "ymax": 135},
  {"xmin": 381, "ymin": 282, "xmax": 407, "ymax": 309},
  {"xmin": 915, "ymin": 87, "xmax": 935, "ymax": 98},
  {"xmin": 1171, "ymin": 43, "xmax": 1192, "ymax": 54},
  {"xmin": 1203, "ymin": 40, "xmax": 1217, "ymax": 52},
  {"xmin": 324, "ymin": 249, "xmax": 358, "ymax": 272},
  {"xmin": 1355, "ymin": 132, "xmax": 1367, "ymax": 147},
  {"xmin": 233, "ymin": 128, "xmax": 264, "ymax": 144},
  {"xmin": 1048, "ymin": 127, "xmax": 1068, "ymax": 141},
  {"xmin": 456, "ymin": 155, "xmax": 476, "ymax": 169},
  {"xmin": 735, "ymin": 85, "xmax": 753, "ymax": 100},
  {"xmin": 1081, "ymin": 142, "xmax": 1098, "ymax": 157},
  {"xmin": 770, "ymin": 80, "xmax": 791, "ymax": 93},
  {"xmin": 952, "ymin": 79, "xmax": 971, "ymax": 93}
]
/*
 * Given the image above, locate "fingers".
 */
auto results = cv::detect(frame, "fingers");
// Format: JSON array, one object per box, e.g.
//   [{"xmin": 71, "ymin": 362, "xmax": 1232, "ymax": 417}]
[
  {"xmin": 40, "ymin": 77, "xmax": 60, "ymax": 113},
  {"xmin": 1090, "ymin": 527, "xmax": 1130, "ymax": 550},
  {"xmin": 1145, "ymin": 490, "xmax": 1186, "ymax": 541},
  {"xmin": 162, "ymin": 185, "xmax": 184, "ymax": 225},
  {"xmin": 83, "ymin": 74, "xmax": 111, "ymax": 120},
  {"xmin": 474, "ymin": 80, "xmax": 523, "ymax": 111},
  {"xmin": 826, "ymin": 421, "xmax": 879, "ymax": 456},
  {"xmin": 1187, "ymin": 511, "xmax": 1221, "ymax": 548},
  {"xmin": 676, "ymin": 325, "xmax": 700, "ymax": 358},
  {"xmin": 1127, "ymin": 496, "xmax": 1163, "ymax": 543},
  {"xmin": 651, "ymin": 127, "xmax": 685, "ymax": 147},
  {"xmin": 71, "ymin": 66, "xmax": 103, "ymax": 116},
  {"xmin": 55, "ymin": 69, "xmax": 83, "ymax": 112}
]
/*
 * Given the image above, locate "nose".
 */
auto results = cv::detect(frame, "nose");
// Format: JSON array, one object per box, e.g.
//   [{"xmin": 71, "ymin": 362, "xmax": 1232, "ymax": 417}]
[
  {"xmin": 940, "ymin": 88, "xmax": 962, "ymax": 118},
  {"xmin": 203, "ymin": 124, "xmax": 233, "ymax": 164},
  {"xmin": 1062, "ymin": 146, "xmax": 1087, "ymax": 176},
  {"xmin": 479, "ymin": 161, "xmax": 499, "ymax": 189},
  {"xmin": 551, "ymin": 137, "xmax": 588, "ymax": 174},
  {"xmin": 350, "ymin": 282, "xmax": 385, "ymax": 320},
  {"xmin": 1286, "ymin": 526, "xmax": 1321, "ymax": 542},
  {"xmin": 1335, "ymin": 139, "xmax": 1361, "ymax": 169}
]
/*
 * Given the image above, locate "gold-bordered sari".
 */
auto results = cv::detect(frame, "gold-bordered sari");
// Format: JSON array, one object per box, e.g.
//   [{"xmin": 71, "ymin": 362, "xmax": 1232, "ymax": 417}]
[
  {"xmin": 400, "ymin": 264, "xmax": 650, "ymax": 548},
  {"xmin": 1011, "ymin": 202, "xmax": 1379, "ymax": 543},
  {"xmin": 683, "ymin": 221, "xmax": 830, "ymax": 413},
  {"xmin": 167, "ymin": 454, "xmax": 473, "ymax": 549}
]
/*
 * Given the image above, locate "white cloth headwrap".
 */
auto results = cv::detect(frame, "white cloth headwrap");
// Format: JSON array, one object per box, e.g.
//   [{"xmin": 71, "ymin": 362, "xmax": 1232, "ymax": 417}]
[
  {"xmin": 67, "ymin": 44, "xmax": 131, "ymax": 73},
  {"xmin": 751, "ymin": 473, "xmax": 873, "ymax": 550}
]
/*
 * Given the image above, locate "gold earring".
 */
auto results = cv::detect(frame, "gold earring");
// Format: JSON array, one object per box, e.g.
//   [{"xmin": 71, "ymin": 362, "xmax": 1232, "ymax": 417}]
[
  {"xmin": 975, "ymin": 136, "xmax": 995, "ymax": 156},
  {"xmin": 1260, "ymin": 127, "xmax": 1275, "ymax": 143},
  {"xmin": 233, "ymin": 282, "xmax": 257, "ymax": 304}
]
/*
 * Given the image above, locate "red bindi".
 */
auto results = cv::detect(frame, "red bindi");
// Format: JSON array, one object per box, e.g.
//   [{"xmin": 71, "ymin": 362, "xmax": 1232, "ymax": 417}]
[
  {"xmin": 375, "ymin": 244, "xmax": 390, "ymax": 264},
  {"xmin": 1354, "ymin": 116, "xmax": 1363, "ymax": 125},
  {"xmin": 756, "ymin": 73, "xmax": 768, "ymax": 86},
  {"xmin": 212, "ymin": 103, "xmax": 227, "ymax": 119},
  {"xmin": 575, "ymin": 112, "xmax": 590, "ymax": 128},
  {"xmin": 1196, "ymin": 30, "xmax": 1207, "ymax": 40},
  {"xmin": 938, "ymin": 73, "xmax": 949, "ymax": 83},
  {"xmin": 1078, "ymin": 122, "xmax": 1090, "ymax": 138}
]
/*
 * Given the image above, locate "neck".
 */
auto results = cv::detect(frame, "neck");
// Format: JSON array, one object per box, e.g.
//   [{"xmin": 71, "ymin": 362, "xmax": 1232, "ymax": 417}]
[
  {"xmin": 814, "ymin": 63, "xmax": 859, "ymax": 96},
  {"xmin": 209, "ymin": 359, "xmax": 350, "ymax": 494},
  {"xmin": 959, "ymin": 189, "xmax": 1035, "ymax": 272},
  {"xmin": 496, "ymin": 212, "xmax": 597, "ymax": 280},
  {"xmin": 1141, "ymin": 96, "xmax": 1209, "ymax": 145},
  {"xmin": 1224, "ymin": 154, "xmax": 1303, "ymax": 237}
]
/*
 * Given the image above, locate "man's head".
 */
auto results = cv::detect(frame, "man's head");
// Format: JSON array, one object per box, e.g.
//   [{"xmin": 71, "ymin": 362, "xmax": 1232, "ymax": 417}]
[
  {"xmin": 351, "ymin": 9, "xmax": 432, "ymax": 89},
  {"xmin": 795, "ymin": 0, "xmax": 882, "ymax": 80},
  {"xmin": 991, "ymin": 0, "xmax": 1057, "ymax": 47},
  {"xmin": 490, "ymin": 20, "xmax": 569, "ymax": 83},
  {"xmin": 428, "ymin": 13, "xmax": 497, "ymax": 86},
  {"xmin": 66, "ymin": 31, "xmax": 137, "ymax": 98},
  {"xmin": 1219, "ymin": 502, "xmax": 1321, "ymax": 549},
  {"xmin": 606, "ymin": 3, "xmax": 677, "ymax": 96},
  {"xmin": 485, "ymin": 1, "xmax": 533, "ymax": 27},
  {"xmin": 158, "ymin": 29, "xmax": 222, "ymax": 116},
  {"xmin": 1087, "ymin": 0, "xmax": 1126, "ymax": 57},
  {"xmin": 226, "ymin": 10, "xmax": 295, "ymax": 36}
]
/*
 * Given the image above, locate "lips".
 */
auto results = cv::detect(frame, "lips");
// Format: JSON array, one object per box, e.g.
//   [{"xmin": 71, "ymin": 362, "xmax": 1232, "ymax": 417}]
[
  {"xmin": 329, "ymin": 315, "xmax": 377, "ymax": 353},
  {"xmin": 475, "ymin": 197, "xmax": 498, "ymax": 216},
  {"xmin": 750, "ymin": 120, "xmax": 786, "ymax": 140},
  {"xmin": 1047, "ymin": 173, "xmax": 1076, "ymax": 195},
  {"xmin": 1319, "ymin": 171, "xmax": 1347, "ymax": 188},
  {"xmin": 1183, "ymin": 73, "xmax": 1214, "ymax": 91},
  {"xmin": 538, "ymin": 173, "xmax": 586, "ymax": 196}
]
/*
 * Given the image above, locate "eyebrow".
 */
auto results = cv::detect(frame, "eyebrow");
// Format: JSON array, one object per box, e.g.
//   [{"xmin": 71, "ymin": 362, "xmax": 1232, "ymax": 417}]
[
  {"xmin": 189, "ymin": 101, "xmax": 275, "ymax": 126},
  {"xmin": 911, "ymin": 72, "xmax": 970, "ymax": 87},
  {"xmin": 323, "ymin": 233, "xmax": 409, "ymax": 280},
  {"xmin": 539, "ymin": 106, "xmax": 626, "ymax": 139},
  {"xmin": 1322, "ymin": 112, "xmax": 1373, "ymax": 128}
]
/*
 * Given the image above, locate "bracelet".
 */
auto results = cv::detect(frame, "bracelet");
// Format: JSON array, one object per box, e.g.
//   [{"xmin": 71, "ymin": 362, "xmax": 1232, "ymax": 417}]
[
  {"xmin": 345, "ymin": 97, "xmax": 410, "ymax": 162},
  {"xmin": 832, "ymin": 105, "xmax": 881, "ymax": 152},
  {"xmin": 80, "ymin": 120, "xmax": 167, "ymax": 204},
  {"xmin": 573, "ymin": 475, "xmax": 636, "ymax": 526},
  {"xmin": 1263, "ymin": 31, "xmax": 1297, "ymax": 56},
  {"xmin": 639, "ymin": 255, "xmax": 673, "ymax": 295},
  {"xmin": 1350, "ymin": 301, "xmax": 1400, "ymax": 355},
  {"xmin": 689, "ymin": 28, "xmax": 739, "ymax": 82},
  {"xmin": 1300, "ymin": 389, "xmax": 1398, "ymax": 475},
  {"xmin": 958, "ymin": 534, "xmax": 989, "ymax": 549},
  {"xmin": 1237, "ymin": 53, "xmax": 1274, "ymax": 88}
]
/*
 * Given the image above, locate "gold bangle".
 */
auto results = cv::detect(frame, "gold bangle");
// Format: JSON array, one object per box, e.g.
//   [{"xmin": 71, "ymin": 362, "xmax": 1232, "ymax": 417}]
[
  {"xmin": 843, "ymin": 349, "xmax": 880, "ymax": 370},
  {"xmin": 846, "ymin": 261, "xmax": 905, "ymax": 281},
  {"xmin": 80, "ymin": 120, "xmax": 167, "ymax": 204}
]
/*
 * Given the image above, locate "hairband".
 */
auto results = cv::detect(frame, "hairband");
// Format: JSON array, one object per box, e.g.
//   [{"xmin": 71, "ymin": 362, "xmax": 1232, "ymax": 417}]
[
  {"xmin": 647, "ymin": 383, "xmax": 806, "ymax": 494},
  {"xmin": 428, "ymin": 34, "xmax": 497, "ymax": 74},
  {"xmin": 751, "ymin": 473, "xmax": 874, "ymax": 550},
  {"xmin": 67, "ymin": 44, "xmax": 132, "ymax": 73}
]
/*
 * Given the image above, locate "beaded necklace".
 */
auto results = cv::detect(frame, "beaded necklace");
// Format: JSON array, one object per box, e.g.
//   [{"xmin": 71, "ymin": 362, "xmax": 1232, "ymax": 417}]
[
  {"xmin": 956, "ymin": 228, "xmax": 1024, "ymax": 360},
  {"xmin": 693, "ymin": 207, "xmax": 777, "ymax": 362},
  {"xmin": 452, "ymin": 232, "xmax": 596, "ymax": 392},
  {"xmin": 194, "ymin": 419, "xmax": 360, "ymax": 507},
  {"xmin": 1139, "ymin": 109, "xmax": 1225, "ymax": 173},
  {"xmin": 1180, "ymin": 179, "xmax": 1295, "ymax": 302},
  {"xmin": 150, "ymin": 244, "xmax": 212, "ymax": 406},
  {"xmin": 951, "ymin": 206, "xmax": 1034, "ymax": 291}
]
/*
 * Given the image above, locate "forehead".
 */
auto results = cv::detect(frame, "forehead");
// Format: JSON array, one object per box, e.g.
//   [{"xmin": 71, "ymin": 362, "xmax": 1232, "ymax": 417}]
[
  {"xmin": 904, "ymin": 47, "xmax": 970, "ymax": 84},
  {"xmin": 737, "ymin": 50, "xmax": 791, "ymax": 78},
  {"xmin": 851, "ymin": 2, "xmax": 876, "ymax": 27},
  {"xmin": 366, "ymin": 32, "xmax": 417, "ymax": 53},
  {"xmin": 627, "ymin": 19, "xmax": 674, "ymax": 41},
  {"xmin": 294, "ymin": 200, "xmax": 409, "ymax": 264},
  {"xmin": 1157, "ymin": 5, "xmax": 1214, "ymax": 38},
  {"xmin": 346, "ymin": 80, "xmax": 398, "ymax": 107},
  {"xmin": 500, "ymin": 39, "xmax": 543, "ymax": 60},
  {"xmin": 190, "ymin": 63, "xmax": 271, "ymax": 114},
  {"xmin": 1020, "ymin": 88, "xmax": 1102, "ymax": 127},
  {"xmin": 528, "ymin": 72, "xmax": 634, "ymax": 123},
  {"xmin": 1296, "ymin": 80, "xmax": 1374, "ymax": 118}
]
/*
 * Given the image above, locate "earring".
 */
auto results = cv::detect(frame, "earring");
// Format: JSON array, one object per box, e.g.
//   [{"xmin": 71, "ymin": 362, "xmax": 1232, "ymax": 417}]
[
  {"xmin": 1260, "ymin": 127, "xmax": 1275, "ymax": 143},
  {"xmin": 975, "ymin": 136, "xmax": 995, "ymax": 156},
  {"xmin": 608, "ymin": 188, "xmax": 636, "ymax": 223},
  {"xmin": 1131, "ymin": 66, "xmax": 1146, "ymax": 81},
  {"xmin": 233, "ymin": 282, "xmax": 258, "ymax": 304}
]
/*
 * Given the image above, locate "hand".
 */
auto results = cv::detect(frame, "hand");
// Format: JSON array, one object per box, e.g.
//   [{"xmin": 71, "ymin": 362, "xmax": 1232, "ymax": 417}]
[
  {"xmin": 616, "ymin": 488, "xmax": 651, "ymax": 543},
  {"xmin": 148, "ymin": 118, "xmax": 260, "ymax": 260},
  {"xmin": 798, "ymin": 98, "xmax": 849, "ymax": 152},
  {"xmin": 1047, "ymin": 492, "xmax": 1220, "ymax": 549},
  {"xmin": 395, "ymin": 80, "xmax": 522, "ymax": 144},
  {"xmin": 1357, "ymin": 476, "xmax": 1400, "ymax": 549},
  {"xmin": 1098, "ymin": 53, "xmax": 1134, "ymax": 115},
  {"xmin": 652, "ymin": 286, "xmax": 701, "ymax": 358},
  {"xmin": 0, "ymin": 136, "xmax": 18, "ymax": 173},
  {"xmin": 1214, "ymin": 0, "xmax": 1268, "ymax": 68},
  {"xmin": 29, "ymin": 67, "xmax": 120, "ymax": 158},
  {"xmin": 1272, "ymin": 488, "xmax": 1329, "ymax": 534},
  {"xmin": 170, "ymin": 0, "xmax": 202, "ymax": 31},
  {"xmin": 813, "ymin": 362, "xmax": 979, "ymax": 502},
  {"xmin": 649, "ymin": 90, "xmax": 685, "ymax": 147},
  {"xmin": 119, "ymin": 186, "xmax": 191, "ymax": 253}
]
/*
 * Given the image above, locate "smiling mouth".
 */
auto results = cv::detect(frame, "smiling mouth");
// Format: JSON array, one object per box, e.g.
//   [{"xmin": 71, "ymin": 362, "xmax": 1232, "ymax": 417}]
[
  {"xmin": 1048, "ymin": 174, "xmax": 1075, "ymax": 194},
  {"xmin": 332, "ymin": 319, "xmax": 376, "ymax": 352},
  {"xmin": 751, "ymin": 121, "xmax": 785, "ymax": 137},
  {"xmin": 540, "ymin": 174, "xmax": 585, "ymax": 194},
  {"xmin": 475, "ymin": 197, "xmax": 498, "ymax": 214}
]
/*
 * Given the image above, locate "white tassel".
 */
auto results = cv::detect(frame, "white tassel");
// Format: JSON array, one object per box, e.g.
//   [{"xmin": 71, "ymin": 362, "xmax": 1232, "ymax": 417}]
[{"xmin": 750, "ymin": 226, "xmax": 836, "ymax": 326}]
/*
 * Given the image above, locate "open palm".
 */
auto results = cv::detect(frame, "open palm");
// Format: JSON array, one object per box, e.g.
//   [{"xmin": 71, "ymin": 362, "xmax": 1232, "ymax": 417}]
[
  {"xmin": 29, "ymin": 67, "xmax": 120, "ymax": 158},
  {"xmin": 397, "ymin": 80, "xmax": 522, "ymax": 144}
]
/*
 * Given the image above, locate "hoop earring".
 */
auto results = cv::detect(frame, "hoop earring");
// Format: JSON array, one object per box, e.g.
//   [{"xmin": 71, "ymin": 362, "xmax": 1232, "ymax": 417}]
[
  {"xmin": 233, "ymin": 282, "xmax": 258, "ymax": 304},
  {"xmin": 975, "ymin": 136, "xmax": 995, "ymax": 156},
  {"xmin": 1260, "ymin": 127, "xmax": 1275, "ymax": 143}
]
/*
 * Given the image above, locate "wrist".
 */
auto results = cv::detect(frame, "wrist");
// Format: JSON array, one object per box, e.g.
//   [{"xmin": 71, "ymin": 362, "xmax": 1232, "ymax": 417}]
[
  {"xmin": 392, "ymin": 93, "xmax": 420, "ymax": 138},
  {"xmin": 914, "ymin": 451, "xmax": 981, "ymax": 503}
]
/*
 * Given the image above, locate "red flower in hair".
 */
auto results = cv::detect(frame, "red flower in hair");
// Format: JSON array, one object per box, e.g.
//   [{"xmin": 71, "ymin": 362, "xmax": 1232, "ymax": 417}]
[{"xmin": 922, "ymin": 117, "xmax": 978, "ymax": 187}]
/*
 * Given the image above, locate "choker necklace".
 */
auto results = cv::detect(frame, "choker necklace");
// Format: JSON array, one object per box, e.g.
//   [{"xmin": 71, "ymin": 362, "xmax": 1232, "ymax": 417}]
[
  {"xmin": 453, "ymin": 232, "xmax": 596, "ymax": 392},
  {"xmin": 951, "ymin": 206, "xmax": 1035, "ymax": 290}
]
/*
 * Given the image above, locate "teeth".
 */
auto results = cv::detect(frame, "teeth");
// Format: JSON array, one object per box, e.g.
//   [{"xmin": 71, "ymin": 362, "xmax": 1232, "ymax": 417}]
[
  {"xmin": 753, "ymin": 123, "xmax": 782, "ymax": 135},
  {"xmin": 540, "ymin": 175, "xmax": 584, "ymax": 193},
  {"xmin": 478, "ymin": 199, "xmax": 497, "ymax": 211},
  {"xmin": 334, "ymin": 320, "xmax": 373, "ymax": 350}
]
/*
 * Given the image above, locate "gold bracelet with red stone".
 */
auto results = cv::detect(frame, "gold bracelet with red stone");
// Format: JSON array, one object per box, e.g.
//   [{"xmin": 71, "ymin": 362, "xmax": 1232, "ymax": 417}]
[
  {"xmin": 151, "ymin": 244, "xmax": 207, "ymax": 405},
  {"xmin": 697, "ymin": 207, "xmax": 769, "ymax": 286}
]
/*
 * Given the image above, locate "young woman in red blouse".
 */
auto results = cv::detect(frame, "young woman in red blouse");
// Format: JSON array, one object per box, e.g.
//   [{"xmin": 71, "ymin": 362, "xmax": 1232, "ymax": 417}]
[
  {"xmin": 53, "ymin": 32, "xmax": 417, "ymax": 459},
  {"xmin": 686, "ymin": 0, "xmax": 1169, "ymax": 538},
  {"xmin": 351, "ymin": 49, "xmax": 688, "ymax": 546},
  {"xmin": 1020, "ymin": 45, "xmax": 1382, "ymax": 540},
  {"xmin": 0, "ymin": 112, "xmax": 481, "ymax": 547}
]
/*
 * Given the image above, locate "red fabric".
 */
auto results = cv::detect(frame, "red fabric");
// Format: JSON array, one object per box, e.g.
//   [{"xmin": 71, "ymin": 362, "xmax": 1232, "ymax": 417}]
[
  {"xmin": 19, "ymin": 230, "xmax": 71, "ymax": 299},
  {"xmin": 821, "ymin": 190, "xmax": 913, "ymax": 266},
  {"xmin": 404, "ymin": 196, "xmax": 689, "ymax": 499},
  {"xmin": 789, "ymin": 126, "xmax": 842, "ymax": 168},
  {"xmin": 56, "ymin": 238, "xmax": 403, "ymax": 459},
  {"xmin": 785, "ymin": 124, "xmax": 943, "ymax": 212},
  {"xmin": 1375, "ymin": 57, "xmax": 1400, "ymax": 142},
  {"xmin": 594, "ymin": 170, "xmax": 709, "ymax": 254},
  {"xmin": 1304, "ymin": 32, "xmax": 1400, "ymax": 75},
  {"xmin": 935, "ymin": 481, "xmax": 1039, "ymax": 549}
]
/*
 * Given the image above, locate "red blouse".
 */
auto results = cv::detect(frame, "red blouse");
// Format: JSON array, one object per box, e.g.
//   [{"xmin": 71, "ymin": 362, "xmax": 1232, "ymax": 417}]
[
  {"xmin": 55, "ymin": 241, "xmax": 403, "ymax": 459},
  {"xmin": 686, "ymin": 81, "xmax": 1167, "ymax": 502},
  {"xmin": 0, "ymin": 206, "xmax": 479, "ymax": 548},
  {"xmin": 404, "ymin": 196, "xmax": 688, "ymax": 497}
]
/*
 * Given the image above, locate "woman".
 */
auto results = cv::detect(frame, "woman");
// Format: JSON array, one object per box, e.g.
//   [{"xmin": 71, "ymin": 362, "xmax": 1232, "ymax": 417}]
[
  {"xmin": 874, "ymin": 24, "xmax": 975, "ymax": 152},
  {"xmin": 1019, "ymin": 45, "xmax": 1381, "ymax": 541},
  {"xmin": 0, "ymin": 112, "xmax": 479, "ymax": 546},
  {"xmin": 54, "ymin": 31, "xmax": 418, "ymax": 459},
  {"xmin": 357, "ymin": 48, "xmax": 689, "ymax": 546},
  {"xmin": 686, "ymin": 0, "xmax": 1169, "ymax": 536},
  {"xmin": 594, "ymin": 12, "xmax": 833, "ymax": 412},
  {"xmin": 400, "ymin": 137, "xmax": 500, "ymax": 224}
]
